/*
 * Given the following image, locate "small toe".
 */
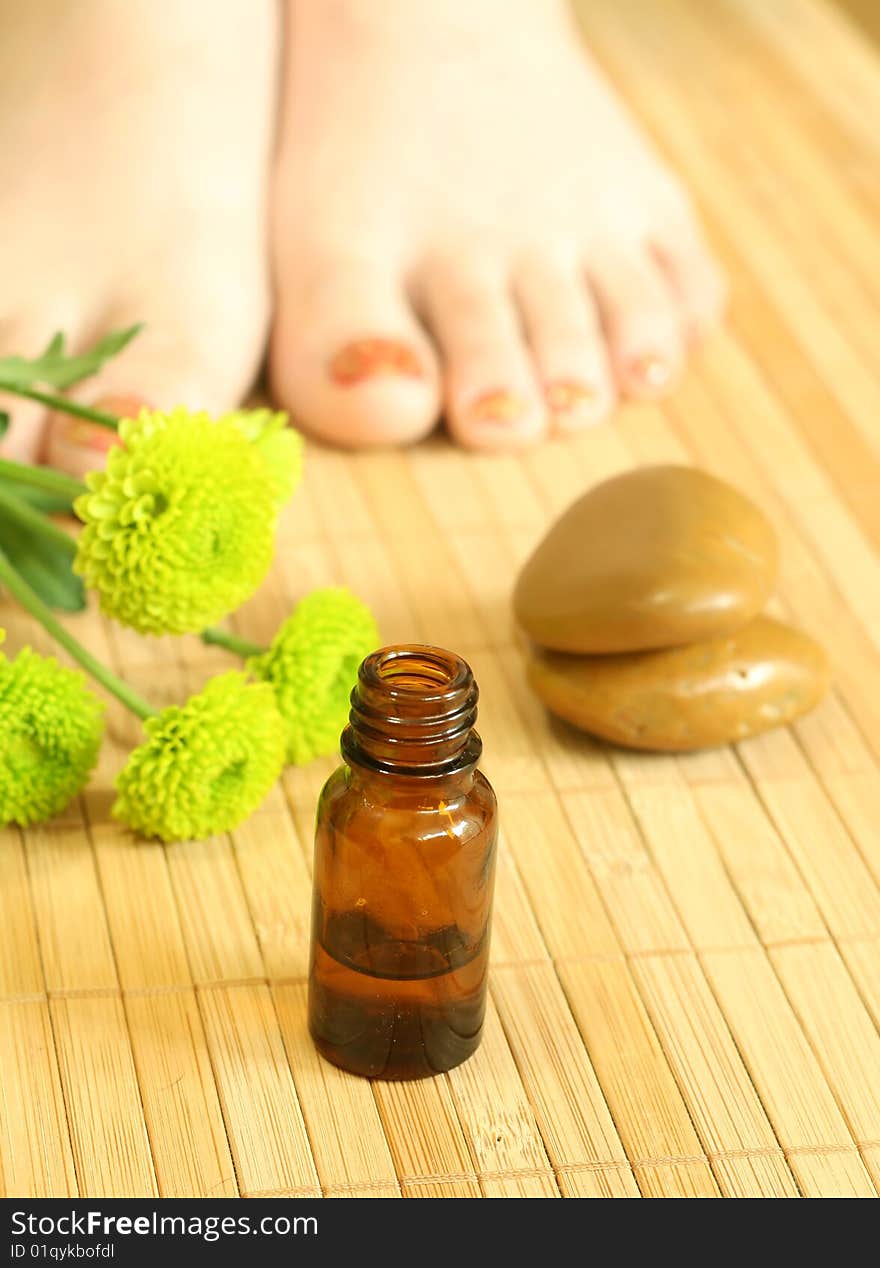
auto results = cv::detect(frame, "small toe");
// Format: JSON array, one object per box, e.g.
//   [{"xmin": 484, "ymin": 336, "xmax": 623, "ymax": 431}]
[
  {"xmin": 419, "ymin": 255, "xmax": 545, "ymax": 451},
  {"xmin": 513, "ymin": 252, "xmax": 615, "ymax": 432},
  {"xmin": 653, "ymin": 218, "xmax": 727, "ymax": 342},
  {"xmin": 270, "ymin": 255, "xmax": 440, "ymax": 448},
  {"xmin": 587, "ymin": 244, "xmax": 686, "ymax": 400}
]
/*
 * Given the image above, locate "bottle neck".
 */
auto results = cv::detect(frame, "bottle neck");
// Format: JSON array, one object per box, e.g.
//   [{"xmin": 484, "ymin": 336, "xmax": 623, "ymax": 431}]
[{"xmin": 342, "ymin": 645, "xmax": 481, "ymax": 778}]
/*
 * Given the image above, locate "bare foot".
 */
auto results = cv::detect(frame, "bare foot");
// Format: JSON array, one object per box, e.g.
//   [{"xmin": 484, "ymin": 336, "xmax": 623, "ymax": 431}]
[
  {"xmin": 0, "ymin": 0, "xmax": 277, "ymax": 475},
  {"xmin": 270, "ymin": 0, "xmax": 725, "ymax": 450}
]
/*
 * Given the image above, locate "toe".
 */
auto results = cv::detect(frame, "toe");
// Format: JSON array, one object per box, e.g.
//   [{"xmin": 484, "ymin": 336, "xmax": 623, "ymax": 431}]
[
  {"xmin": 0, "ymin": 394, "xmax": 47, "ymax": 464},
  {"xmin": 653, "ymin": 215, "xmax": 727, "ymax": 342},
  {"xmin": 513, "ymin": 252, "xmax": 615, "ymax": 432},
  {"xmin": 43, "ymin": 317, "xmax": 259, "ymax": 478},
  {"xmin": 45, "ymin": 392, "xmax": 148, "ymax": 478},
  {"xmin": 270, "ymin": 255, "xmax": 440, "ymax": 448},
  {"xmin": 419, "ymin": 254, "xmax": 545, "ymax": 451},
  {"xmin": 587, "ymin": 244, "xmax": 685, "ymax": 400},
  {"xmin": 0, "ymin": 318, "xmax": 67, "ymax": 463}
]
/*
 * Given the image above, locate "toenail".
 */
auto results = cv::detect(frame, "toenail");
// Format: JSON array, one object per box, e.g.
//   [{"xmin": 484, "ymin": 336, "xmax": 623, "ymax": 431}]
[
  {"xmin": 57, "ymin": 417, "xmax": 119, "ymax": 454},
  {"xmin": 545, "ymin": 380, "xmax": 598, "ymax": 417},
  {"xmin": 93, "ymin": 393, "xmax": 149, "ymax": 422},
  {"xmin": 329, "ymin": 338, "xmax": 424, "ymax": 386},
  {"xmin": 468, "ymin": 390, "xmax": 527, "ymax": 425},
  {"xmin": 627, "ymin": 354, "xmax": 673, "ymax": 391},
  {"xmin": 56, "ymin": 394, "xmax": 147, "ymax": 453}
]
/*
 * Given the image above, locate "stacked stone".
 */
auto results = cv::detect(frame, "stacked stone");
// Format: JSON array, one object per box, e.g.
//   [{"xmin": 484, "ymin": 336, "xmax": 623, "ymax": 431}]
[{"xmin": 514, "ymin": 466, "xmax": 829, "ymax": 751}]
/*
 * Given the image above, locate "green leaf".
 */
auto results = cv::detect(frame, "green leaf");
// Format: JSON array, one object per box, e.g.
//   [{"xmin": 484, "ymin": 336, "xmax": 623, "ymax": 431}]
[
  {"xmin": 0, "ymin": 411, "xmax": 9, "ymax": 439},
  {"xmin": 0, "ymin": 474, "xmax": 74, "ymax": 515},
  {"xmin": 0, "ymin": 503, "xmax": 85, "ymax": 612},
  {"xmin": 0, "ymin": 323, "xmax": 143, "ymax": 392}
]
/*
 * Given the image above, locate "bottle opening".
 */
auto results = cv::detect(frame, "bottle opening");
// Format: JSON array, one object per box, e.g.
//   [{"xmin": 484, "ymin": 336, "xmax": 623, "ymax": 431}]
[
  {"xmin": 343, "ymin": 644, "xmax": 481, "ymax": 776},
  {"xmin": 373, "ymin": 646, "xmax": 470, "ymax": 696}
]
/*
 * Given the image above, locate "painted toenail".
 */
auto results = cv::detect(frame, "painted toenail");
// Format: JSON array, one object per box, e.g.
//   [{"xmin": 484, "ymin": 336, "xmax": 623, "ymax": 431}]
[
  {"xmin": 93, "ymin": 393, "xmax": 149, "ymax": 422},
  {"xmin": 57, "ymin": 418, "xmax": 118, "ymax": 453},
  {"xmin": 57, "ymin": 394, "xmax": 147, "ymax": 453},
  {"xmin": 545, "ymin": 380, "xmax": 598, "ymax": 417},
  {"xmin": 468, "ymin": 390, "xmax": 527, "ymax": 425},
  {"xmin": 628, "ymin": 354, "xmax": 673, "ymax": 391},
  {"xmin": 329, "ymin": 339, "xmax": 424, "ymax": 386}
]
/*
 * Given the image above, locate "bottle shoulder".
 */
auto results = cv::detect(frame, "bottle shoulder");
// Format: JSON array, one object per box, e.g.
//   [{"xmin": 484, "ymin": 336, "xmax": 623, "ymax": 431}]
[{"xmin": 316, "ymin": 762, "xmax": 497, "ymax": 842}]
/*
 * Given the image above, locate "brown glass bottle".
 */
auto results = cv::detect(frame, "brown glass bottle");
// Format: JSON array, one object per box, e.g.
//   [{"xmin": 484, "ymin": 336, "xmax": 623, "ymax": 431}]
[{"xmin": 308, "ymin": 644, "xmax": 498, "ymax": 1080}]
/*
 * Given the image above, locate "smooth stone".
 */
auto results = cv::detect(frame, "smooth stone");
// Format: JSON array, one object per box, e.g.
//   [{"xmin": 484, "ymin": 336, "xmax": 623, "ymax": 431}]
[
  {"xmin": 526, "ymin": 616, "xmax": 830, "ymax": 751},
  {"xmin": 514, "ymin": 465, "xmax": 778, "ymax": 653}
]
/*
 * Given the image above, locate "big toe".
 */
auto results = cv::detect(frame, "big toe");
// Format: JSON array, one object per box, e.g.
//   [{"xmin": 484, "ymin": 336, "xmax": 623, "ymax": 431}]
[
  {"xmin": 43, "ymin": 315, "xmax": 262, "ymax": 478},
  {"xmin": 0, "ymin": 314, "xmax": 78, "ymax": 463},
  {"xmin": 270, "ymin": 255, "xmax": 440, "ymax": 448}
]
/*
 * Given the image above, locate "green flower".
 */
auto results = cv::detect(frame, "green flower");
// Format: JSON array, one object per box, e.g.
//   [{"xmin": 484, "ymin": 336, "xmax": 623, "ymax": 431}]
[
  {"xmin": 0, "ymin": 641, "xmax": 104, "ymax": 827},
  {"xmin": 221, "ymin": 408, "xmax": 304, "ymax": 509},
  {"xmin": 248, "ymin": 587, "xmax": 378, "ymax": 765},
  {"xmin": 74, "ymin": 407, "xmax": 279, "ymax": 635},
  {"xmin": 114, "ymin": 671, "xmax": 286, "ymax": 842}
]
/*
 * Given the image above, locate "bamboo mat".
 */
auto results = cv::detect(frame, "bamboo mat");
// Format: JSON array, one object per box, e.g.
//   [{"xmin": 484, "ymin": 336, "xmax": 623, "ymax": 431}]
[{"xmin": 2, "ymin": 0, "xmax": 880, "ymax": 1199}]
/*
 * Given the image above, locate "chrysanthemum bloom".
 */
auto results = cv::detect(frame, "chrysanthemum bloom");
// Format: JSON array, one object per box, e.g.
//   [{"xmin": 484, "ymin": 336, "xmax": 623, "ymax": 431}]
[
  {"xmin": 74, "ymin": 407, "xmax": 280, "ymax": 635},
  {"xmin": 248, "ymin": 588, "xmax": 379, "ymax": 764},
  {"xmin": 113, "ymin": 671, "xmax": 286, "ymax": 842},
  {"xmin": 0, "ymin": 639, "xmax": 104, "ymax": 827},
  {"xmin": 221, "ymin": 408, "xmax": 304, "ymax": 509}
]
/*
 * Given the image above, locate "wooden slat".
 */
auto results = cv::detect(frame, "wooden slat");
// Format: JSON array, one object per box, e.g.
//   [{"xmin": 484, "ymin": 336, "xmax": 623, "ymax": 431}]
[
  {"xmin": 91, "ymin": 828, "xmax": 191, "ymax": 991},
  {"xmin": 620, "ymin": 781, "xmax": 760, "ymax": 952},
  {"xmin": 689, "ymin": 781, "xmax": 827, "ymax": 946},
  {"xmin": 561, "ymin": 789, "xmax": 691, "ymax": 955},
  {"xmin": 51, "ymin": 997, "xmax": 157, "ymax": 1197},
  {"xmin": 232, "ymin": 812, "xmax": 313, "ymax": 982},
  {"xmin": 838, "ymin": 941, "xmax": 880, "ymax": 1032},
  {"xmin": 739, "ymin": 774, "xmax": 880, "ymax": 941},
  {"xmin": 630, "ymin": 955, "xmax": 798, "ymax": 1196},
  {"xmin": 557, "ymin": 959, "xmax": 720, "ymax": 1197},
  {"xmin": 373, "ymin": 1078, "xmax": 479, "ymax": 1198},
  {"xmin": 488, "ymin": 841, "xmax": 552, "ymax": 969},
  {"xmin": 0, "ymin": 1002, "xmax": 77, "ymax": 1196},
  {"xmin": 0, "ymin": 829, "xmax": 44, "ymax": 999},
  {"xmin": 273, "ymin": 983, "xmax": 400, "ymax": 1195},
  {"xmin": 768, "ymin": 943, "xmax": 880, "ymax": 1186},
  {"xmin": 447, "ymin": 1001, "xmax": 559, "ymax": 1196},
  {"xmin": 198, "ymin": 985, "xmax": 319, "ymax": 1197},
  {"xmin": 499, "ymin": 792, "xmax": 621, "ymax": 961},
  {"xmin": 24, "ymin": 825, "xmax": 117, "ymax": 993},
  {"xmin": 701, "ymin": 949, "xmax": 877, "ymax": 1196},
  {"xmin": 492, "ymin": 966, "xmax": 639, "ymax": 1197},
  {"xmin": 165, "ymin": 837, "xmax": 265, "ymax": 985},
  {"xmin": 125, "ymin": 991, "xmax": 236, "ymax": 1197}
]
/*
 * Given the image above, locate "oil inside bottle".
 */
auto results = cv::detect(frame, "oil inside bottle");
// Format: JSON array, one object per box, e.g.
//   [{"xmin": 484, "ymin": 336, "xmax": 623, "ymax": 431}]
[{"xmin": 309, "ymin": 907, "xmax": 489, "ymax": 1079}]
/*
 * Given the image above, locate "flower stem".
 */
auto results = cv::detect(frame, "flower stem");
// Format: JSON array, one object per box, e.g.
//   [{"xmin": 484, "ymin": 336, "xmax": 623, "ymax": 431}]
[
  {"xmin": 0, "ymin": 487, "xmax": 77, "ymax": 555},
  {"xmin": 0, "ymin": 385, "xmax": 119, "ymax": 430},
  {"xmin": 0, "ymin": 456, "xmax": 86, "ymax": 501},
  {"xmin": 0, "ymin": 549, "xmax": 155, "ymax": 721},
  {"xmin": 200, "ymin": 626, "xmax": 265, "ymax": 658}
]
